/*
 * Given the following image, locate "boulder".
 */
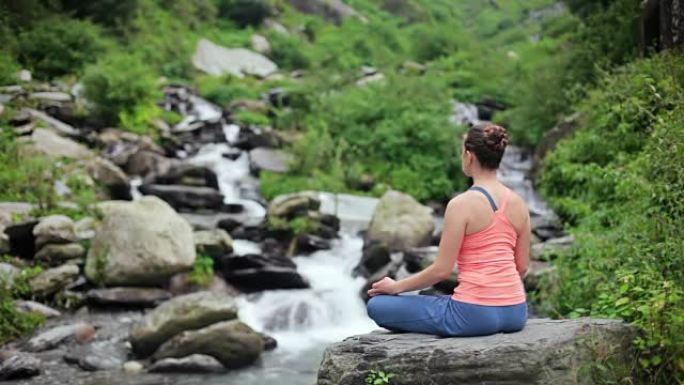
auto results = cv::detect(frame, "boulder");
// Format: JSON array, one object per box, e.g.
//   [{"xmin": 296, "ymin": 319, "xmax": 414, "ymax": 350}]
[
  {"xmin": 155, "ymin": 164, "xmax": 219, "ymax": 189},
  {"xmin": 139, "ymin": 184, "xmax": 225, "ymax": 212},
  {"xmin": 354, "ymin": 241, "xmax": 391, "ymax": 278},
  {"xmin": 126, "ymin": 150, "xmax": 176, "ymax": 181},
  {"xmin": 251, "ymin": 34, "xmax": 271, "ymax": 54},
  {"xmin": 23, "ymin": 108, "xmax": 78, "ymax": 136},
  {"xmin": 85, "ymin": 197, "xmax": 196, "ymax": 286},
  {"xmin": 524, "ymin": 261, "xmax": 557, "ymax": 291},
  {"xmin": 15, "ymin": 301, "xmax": 61, "ymax": 318},
  {"xmin": 149, "ymin": 354, "xmax": 225, "ymax": 373},
  {"xmin": 366, "ymin": 190, "xmax": 434, "ymax": 251},
  {"xmin": 29, "ymin": 263, "xmax": 80, "ymax": 298},
  {"xmin": 98, "ymin": 128, "xmax": 165, "ymax": 167},
  {"xmin": 249, "ymin": 147, "xmax": 291, "ymax": 174},
  {"xmin": 24, "ymin": 322, "xmax": 95, "ymax": 352},
  {"xmin": 130, "ymin": 291, "xmax": 238, "ymax": 357},
  {"xmin": 168, "ymin": 273, "xmax": 238, "ymax": 296},
  {"xmin": 192, "ymin": 38, "xmax": 278, "ymax": 78},
  {"xmin": 0, "ymin": 263, "xmax": 20, "ymax": 289},
  {"xmin": 123, "ymin": 361, "xmax": 144, "ymax": 373},
  {"xmin": 287, "ymin": 0, "xmax": 365, "ymax": 24},
  {"xmin": 63, "ymin": 340, "xmax": 128, "ymax": 371},
  {"xmin": 219, "ymin": 253, "xmax": 309, "ymax": 292},
  {"xmin": 531, "ymin": 235, "xmax": 575, "ymax": 260},
  {"xmin": 153, "ymin": 320, "xmax": 264, "ymax": 369},
  {"xmin": 0, "ymin": 353, "xmax": 40, "ymax": 380},
  {"xmin": 296, "ymin": 234, "xmax": 332, "ymax": 253},
  {"xmin": 74, "ymin": 217, "xmax": 97, "ymax": 240},
  {"xmin": 317, "ymin": 318, "xmax": 638, "ymax": 385},
  {"xmin": 194, "ymin": 229, "xmax": 233, "ymax": 258},
  {"xmin": 33, "ymin": 215, "xmax": 77, "ymax": 248},
  {"xmin": 34, "ymin": 243, "xmax": 86, "ymax": 266},
  {"xmin": 86, "ymin": 287, "xmax": 172, "ymax": 308},
  {"xmin": 267, "ymin": 191, "xmax": 320, "ymax": 219}
]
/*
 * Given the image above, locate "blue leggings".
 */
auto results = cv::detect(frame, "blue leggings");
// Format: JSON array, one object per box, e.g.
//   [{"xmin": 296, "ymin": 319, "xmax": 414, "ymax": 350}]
[{"xmin": 366, "ymin": 294, "xmax": 527, "ymax": 337}]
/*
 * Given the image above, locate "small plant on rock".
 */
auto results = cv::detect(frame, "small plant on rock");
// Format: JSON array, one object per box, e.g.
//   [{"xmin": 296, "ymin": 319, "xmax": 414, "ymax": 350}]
[
  {"xmin": 189, "ymin": 254, "xmax": 214, "ymax": 286},
  {"xmin": 365, "ymin": 369, "xmax": 395, "ymax": 385}
]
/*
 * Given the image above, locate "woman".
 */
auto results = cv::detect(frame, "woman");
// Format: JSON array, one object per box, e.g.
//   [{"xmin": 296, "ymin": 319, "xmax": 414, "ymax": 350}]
[{"xmin": 366, "ymin": 123, "xmax": 530, "ymax": 337}]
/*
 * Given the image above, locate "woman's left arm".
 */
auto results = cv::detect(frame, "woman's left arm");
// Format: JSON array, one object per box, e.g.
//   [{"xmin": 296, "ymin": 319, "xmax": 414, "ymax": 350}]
[{"xmin": 368, "ymin": 196, "xmax": 467, "ymax": 296}]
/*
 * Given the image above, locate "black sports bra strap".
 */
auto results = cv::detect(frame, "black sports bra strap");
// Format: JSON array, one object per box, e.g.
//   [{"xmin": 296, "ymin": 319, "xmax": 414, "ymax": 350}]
[{"xmin": 469, "ymin": 186, "xmax": 498, "ymax": 211}]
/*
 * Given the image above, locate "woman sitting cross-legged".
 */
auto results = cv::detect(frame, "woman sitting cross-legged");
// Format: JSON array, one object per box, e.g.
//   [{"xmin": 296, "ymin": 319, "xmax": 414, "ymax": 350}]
[{"xmin": 366, "ymin": 123, "xmax": 530, "ymax": 337}]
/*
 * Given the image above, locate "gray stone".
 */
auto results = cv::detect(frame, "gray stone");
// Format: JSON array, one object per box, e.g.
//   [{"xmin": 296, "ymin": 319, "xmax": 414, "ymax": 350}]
[
  {"xmin": 125, "ymin": 150, "xmax": 176, "ymax": 181},
  {"xmin": 288, "ymin": 0, "xmax": 365, "ymax": 24},
  {"xmin": 194, "ymin": 229, "xmax": 233, "ymax": 258},
  {"xmin": 86, "ymin": 287, "xmax": 172, "ymax": 308},
  {"xmin": 149, "ymin": 354, "xmax": 225, "ymax": 373},
  {"xmin": 192, "ymin": 38, "xmax": 278, "ymax": 78},
  {"xmin": 74, "ymin": 217, "xmax": 96, "ymax": 240},
  {"xmin": 24, "ymin": 322, "xmax": 94, "ymax": 352},
  {"xmin": 0, "ymin": 263, "xmax": 20, "ymax": 289},
  {"xmin": 29, "ymin": 92, "xmax": 72, "ymax": 103},
  {"xmin": 267, "ymin": 191, "xmax": 320, "ymax": 218},
  {"xmin": 356, "ymin": 72, "xmax": 385, "ymax": 86},
  {"xmin": 34, "ymin": 243, "xmax": 85, "ymax": 265},
  {"xmin": 524, "ymin": 260, "xmax": 557, "ymax": 291},
  {"xmin": 139, "ymin": 184, "xmax": 224, "ymax": 211},
  {"xmin": 130, "ymin": 291, "xmax": 238, "ymax": 357},
  {"xmin": 85, "ymin": 196, "xmax": 196, "ymax": 286},
  {"xmin": 153, "ymin": 320, "xmax": 264, "ymax": 369},
  {"xmin": 249, "ymin": 147, "xmax": 291, "ymax": 174},
  {"xmin": 367, "ymin": 190, "xmax": 434, "ymax": 251},
  {"xmin": 531, "ymin": 235, "xmax": 575, "ymax": 260},
  {"xmin": 29, "ymin": 263, "xmax": 80, "ymax": 297},
  {"xmin": 0, "ymin": 353, "xmax": 40, "ymax": 380},
  {"xmin": 123, "ymin": 361, "xmax": 144, "ymax": 373},
  {"xmin": 15, "ymin": 301, "xmax": 61, "ymax": 318},
  {"xmin": 23, "ymin": 108, "xmax": 78, "ymax": 136},
  {"xmin": 317, "ymin": 318, "xmax": 638, "ymax": 385},
  {"xmin": 63, "ymin": 340, "xmax": 128, "ymax": 371},
  {"xmin": 168, "ymin": 273, "xmax": 238, "ymax": 296},
  {"xmin": 33, "ymin": 215, "xmax": 77, "ymax": 248},
  {"xmin": 251, "ymin": 34, "xmax": 271, "ymax": 54},
  {"xmin": 18, "ymin": 69, "xmax": 32, "ymax": 82}
]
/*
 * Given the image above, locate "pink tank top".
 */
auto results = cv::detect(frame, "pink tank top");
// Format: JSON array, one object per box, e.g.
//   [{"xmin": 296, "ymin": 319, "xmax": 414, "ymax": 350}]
[{"xmin": 452, "ymin": 187, "xmax": 527, "ymax": 306}]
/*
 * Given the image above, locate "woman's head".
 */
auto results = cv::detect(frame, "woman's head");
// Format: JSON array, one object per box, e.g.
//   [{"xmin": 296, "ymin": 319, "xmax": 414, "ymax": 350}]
[{"xmin": 461, "ymin": 123, "xmax": 509, "ymax": 175}]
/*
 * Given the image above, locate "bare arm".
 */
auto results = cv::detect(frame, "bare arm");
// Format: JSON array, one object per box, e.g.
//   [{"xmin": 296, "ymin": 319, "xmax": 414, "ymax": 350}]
[
  {"xmin": 514, "ymin": 208, "xmax": 531, "ymax": 279},
  {"xmin": 392, "ymin": 197, "xmax": 467, "ymax": 293}
]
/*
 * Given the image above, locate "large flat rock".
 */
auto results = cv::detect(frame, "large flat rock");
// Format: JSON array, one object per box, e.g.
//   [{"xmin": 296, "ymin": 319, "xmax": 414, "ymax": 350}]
[{"xmin": 317, "ymin": 318, "xmax": 637, "ymax": 385}]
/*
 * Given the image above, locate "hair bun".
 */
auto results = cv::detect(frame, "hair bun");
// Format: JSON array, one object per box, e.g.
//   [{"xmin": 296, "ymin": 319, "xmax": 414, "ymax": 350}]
[{"xmin": 483, "ymin": 124, "xmax": 509, "ymax": 151}]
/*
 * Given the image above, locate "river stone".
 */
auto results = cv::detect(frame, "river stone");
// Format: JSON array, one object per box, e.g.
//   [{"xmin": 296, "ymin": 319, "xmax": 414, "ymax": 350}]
[
  {"xmin": 63, "ymin": 340, "xmax": 128, "ymax": 371},
  {"xmin": 130, "ymin": 291, "xmax": 238, "ymax": 357},
  {"xmin": 33, "ymin": 215, "xmax": 77, "ymax": 248},
  {"xmin": 24, "ymin": 322, "xmax": 95, "ymax": 352},
  {"xmin": 287, "ymin": 0, "xmax": 364, "ymax": 25},
  {"xmin": 531, "ymin": 235, "xmax": 575, "ymax": 260},
  {"xmin": 317, "ymin": 318, "xmax": 638, "ymax": 385},
  {"xmin": 250, "ymin": 34, "xmax": 271, "ymax": 54},
  {"xmin": 149, "ymin": 354, "xmax": 225, "ymax": 373},
  {"xmin": 249, "ymin": 147, "xmax": 291, "ymax": 174},
  {"xmin": 192, "ymin": 38, "xmax": 278, "ymax": 78},
  {"xmin": 123, "ymin": 361, "xmax": 144, "ymax": 373},
  {"xmin": 155, "ymin": 164, "xmax": 219, "ymax": 189},
  {"xmin": 0, "ymin": 353, "xmax": 41, "ymax": 380},
  {"xmin": 219, "ymin": 253, "xmax": 309, "ymax": 292},
  {"xmin": 85, "ymin": 196, "xmax": 196, "ymax": 286},
  {"xmin": 139, "ymin": 184, "xmax": 224, "ymax": 211},
  {"xmin": 153, "ymin": 320, "xmax": 264, "ymax": 369},
  {"xmin": 366, "ymin": 190, "xmax": 434, "ymax": 252},
  {"xmin": 23, "ymin": 108, "xmax": 78, "ymax": 136},
  {"xmin": 0, "ymin": 263, "xmax": 20, "ymax": 289},
  {"xmin": 168, "ymin": 273, "xmax": 238, "ymax": 296},
  {"xmin": 86, "ymin": 287, "xmax": 172, "ymax": 308},
  {"xmin": 15, "ymin": 301, "xmax": 61, "ymax": 318},
  {"xmin": 34, "ymin": 243, "xmax": 85, "ymax": 265},
  {"xmin": 74, "ymin": 217, "xmax": 96, "ymax": 240},
  {"xmin": 194, "ymin": 229, "xmax": 233, "ymax": 258},
  {"xmin": 29, "ymin": 263, "xmax": 80, "ymax": 297},
  {"xmin": 126, "ymin": 150, "xmax": 176, "ymax": 181},
  {"xmin": 267, "ymin": 191, "xmax": 320, "ymax": 219}
]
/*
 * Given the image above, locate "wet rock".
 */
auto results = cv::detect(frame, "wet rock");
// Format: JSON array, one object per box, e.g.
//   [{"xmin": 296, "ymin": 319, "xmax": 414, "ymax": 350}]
[
  {"xmin": 249, "ymin": 147, "xmax": 291, "ymax": 174},
  {"xmin": 130, "ymin": 291, "xmax": 238, "ymax": 357},
  {"xmin": 217, "ymin": 217, "xmax": 243, "ymax": 233},
  {"xmin": 149, "ymin": 354, "xmax": 225, "ymax": 373},
  {"xmin": 354, "ymin": 240, "xmax": 390, "ymax": 278},
  {"xmin": 98, "ymin": 128, "xmax": 165, "ymax": 167},
  {"xmin": 139, "ymin": 184, "xmax": 224, "ymax": 211},
  {"xmin": 86, "ymin": 287, "xmax": 172, "ymax": 308},
  {"xmin": 367, "ymin": 190, "xmax": 434, "ymax": 251},
  {"xmin": 234, "ymin": 126, "xmax": 282, "ymax": 150},
  {"xmin": 15, "ymin": 301, "xmax": 61, "ymax": 318},
  {"xmin": 261, "ymin": 334, "xmax": 278, "ymax": 351},
  {"xmin": 531, "ymin": 235, "xmax": 575, "ymax": 260},
  {"xmin": 33, "ymin": 215, "xmax": 77, "ymax": 249},
  {"xmin": 296, "ymin": 234, "xmax": 332, "ymax": 253},
  {"xmin": 287, "ymin": 0, "xmax": 365, "ymax": 25},
  {"xmin": 192, "ymin": 38, "xmax": 278, "ymax": 78},
  {"xmin": 29, "ymin": 263, "xmax": 79, "ymax": 298},
  {"xmin": 402, "ymin": 246, "xmax": 458, "ymax": 294},
  {"xmin": 168, "ymin": 273, "xmax": 238, "ymax": 296},
  {"xmin": 25, "ymin": 322, "xmax": 95, "ymax": 352},
  {"xmin": 194, "ymin": 229, "xmax": 233, "ymax": 258},
  {"xmin": 0, "ymin": 263, "xmax": 20, "ymax": 289},
  {"xmin": 126, "ymin": 150, "xmax": 176, "ymax": 182},
  {"xmin": 267, "ymin": 191, "xmax": 320, "ymax": 219},
  {"xmin": 64, "ymin": 340, "xmax": 128, "ymax": 371},
  {"xmin": 219, "ymin": 253, "xmax": 309, "ymax": 292},
  {"xmin": 153, "ymin": 320, "xmax": 264, "ymax": 369},
  {"xmin": 360, "ymin": 259, "xmax": 402, "ymax": 302},
  {"xmin": 155, "ymin": 164, "xmax": 219, "ymax": 189},
  {"xmin": 318, "ymin": 319, "xmax": 637, "ymax": 385},
  {"xmin": 123, "ymin": 360, "xmax": 144, "ymax": 373},
  {"xmin": 85, "ymin": 197, "xmax": 196, "ymax": 286},
  {"xmin": 4, "ymin": 219, "xmax": 38, "ymax": 258},
  {"xmin": 0, "ymin": 353, "xmax": 40, "ymax": 380},
  {"xmin": 34, "ymin": 243, "xmax": 86, "ymax": 266},
  {"xmin": 251, "ymin": 34, "xmax": 271, "ymax": 54}
]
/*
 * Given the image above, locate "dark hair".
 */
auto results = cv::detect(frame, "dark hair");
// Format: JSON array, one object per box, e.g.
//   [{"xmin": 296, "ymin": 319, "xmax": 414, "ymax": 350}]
[{"xmin": 464, "ymin": 123, "xmax": 509, "ymax": 169}]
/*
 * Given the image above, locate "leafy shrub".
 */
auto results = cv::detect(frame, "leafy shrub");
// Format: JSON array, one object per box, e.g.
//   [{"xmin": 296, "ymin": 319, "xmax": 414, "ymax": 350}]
[
  {"xmin": 0, "ymin": 263, "xmax": 45, "ymax": 345},
  {"xmin": 217, "ymin": 0, "xmax": 272, "ymax": 27},
  {"xmin": 267, "ymin": 32, "xmax": 311, "ymax": 70},
  {"xmin": 0, "ymin": 55, "xmax": 19, "ymax": 85},
  {"xmin": 82, "ymin": 52, "xmax": 161, "ymax": 128},
  {"xmin": 17, "ymin": 16, "xmax": 107, "ymax": 79},
  {"xmin": 538, "ymin": 53, "xmax": 684, "ymax": 383},
  {"xmin": 189, "ymin": 255, "xmax": 215, "ymax": 286}
]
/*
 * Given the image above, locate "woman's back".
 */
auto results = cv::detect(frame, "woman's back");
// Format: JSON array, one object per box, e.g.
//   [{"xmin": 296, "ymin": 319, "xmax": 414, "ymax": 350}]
[{"xmin": 452, "ymin": 185, "xmax": 527, "ymax": 306}]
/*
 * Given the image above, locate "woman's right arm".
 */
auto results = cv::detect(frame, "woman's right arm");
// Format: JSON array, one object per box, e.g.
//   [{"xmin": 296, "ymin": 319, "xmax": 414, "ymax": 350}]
[{"xmin": 513, "ymin": 204, "xmax": 531, "ymax": 279}]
